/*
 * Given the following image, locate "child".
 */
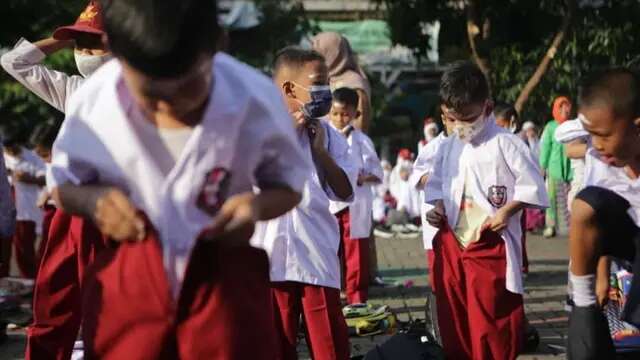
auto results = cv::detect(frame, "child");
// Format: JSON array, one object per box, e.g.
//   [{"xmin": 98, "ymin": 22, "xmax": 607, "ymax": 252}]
[
  {"xmin": 328, "ymin": 87, "xmax": 383, "ymax": 305},
  {"xmin": 48, "ymin": 0, "xmax": 310, "ymax": 358},
  {"xmin": 411, "ymin": 113, "xmax": 454, "ymax": 279},
  {"xmin": 567, "ymin": 69, "xmax": 640, "ymax": 359},
  {"xmin": 251, "ymin": 47, "xmax": 355, "ymax": 360},
  {"xmin": 30, "ymin": 120, "xmax": 61, "ymax": 260},
  {"xmin": 3, "ymin": 131, "xmax": 46, "ymax": 279},
  {"xmin": 1, "ymin": 3, "xmax": 113, "ymax": 358},
  {"xmin": 418, "ymin": 119, "xmax": 439, "ymax": 152},
  {"xmin": 425, "ymin": 61, "xmax": 548, "ymax": 360}
]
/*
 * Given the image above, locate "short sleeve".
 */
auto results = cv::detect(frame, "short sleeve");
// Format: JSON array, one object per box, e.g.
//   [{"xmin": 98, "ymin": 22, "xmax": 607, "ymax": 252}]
[
  {"xmin": 324, "ymin": 123, "xmax": 357, "ymax": 202},
  {"xmin": 410, "ymin": 136, "xmax": 442, "ymax": 189},
  {"xmin": 424, "ymin": 140, "xmax": 447, "ymax": 204},
  {"xmin": 254, "ymin": 118, "xmax": 311, "ymax": 194},
  {"xmin": 502, "ymin": 136, "xmax": 549, "ymax": 209},
  {"xmin": 359, "ymin": 133, "xmax": 383, "ymax": 180},
  {"xmin": 48, "ymin": 114, "xmax": 101, "ymax": 191}
]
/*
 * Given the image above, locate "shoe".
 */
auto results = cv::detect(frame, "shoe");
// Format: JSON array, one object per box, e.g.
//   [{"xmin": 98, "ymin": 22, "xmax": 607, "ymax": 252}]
[
  {"xmin": 523, "ymin": 324, "xmax": 540, "ymax": 352},
  {"xmin": 543, "ymin": 227, "xmax": 555, "ymax": 238},
  {"xmin": 374, "ymin": 226, "xmax": 394, "ymax": 239},
  {"xmin": 370, "ymin": 276, "xmax": 387, "ymax": 287}
]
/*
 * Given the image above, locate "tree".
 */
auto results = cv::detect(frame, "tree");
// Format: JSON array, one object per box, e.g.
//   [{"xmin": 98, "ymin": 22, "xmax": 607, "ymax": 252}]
[{"xmin": 377, "ymin": 0, "xmax": 640, "ymax": 123}]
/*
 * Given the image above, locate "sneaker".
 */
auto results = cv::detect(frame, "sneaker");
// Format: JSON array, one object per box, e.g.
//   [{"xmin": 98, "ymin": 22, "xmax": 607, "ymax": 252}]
[
  {"xmin": 374, "ymin": 226, "xmax": 394, "ymax": 239},
  {"xmin": 543, "ymin": 226, "xmax": 556, "ymax": 238},
  {"xmin": 370, "ymin": 276, "xmax": 387, "ymax": 287}
]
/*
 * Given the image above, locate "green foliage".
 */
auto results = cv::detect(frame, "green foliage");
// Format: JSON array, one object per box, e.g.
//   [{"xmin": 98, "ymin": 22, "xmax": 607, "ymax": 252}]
[{"xmin": 377, "ymin": 0, "xmax": 640, "ymax": 126}]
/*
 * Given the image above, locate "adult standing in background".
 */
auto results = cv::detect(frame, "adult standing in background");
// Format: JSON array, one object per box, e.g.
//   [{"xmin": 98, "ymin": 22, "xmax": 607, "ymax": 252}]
[
  {"xmin": 539, "ymin": 96, "xmax": 573, "ymax": 238},
  {"xmin": 312, "ymin": 32, "xmax": 372, "ymax": 132}
]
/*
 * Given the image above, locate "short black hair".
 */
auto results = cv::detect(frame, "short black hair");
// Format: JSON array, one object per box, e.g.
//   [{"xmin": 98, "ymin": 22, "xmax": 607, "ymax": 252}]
[
  {"xmin": 439, "ymin": 60, "xmax": 490, "ymax": 111},
  {"xmin": 494, "ymin": 101, "xmax": 519, "ymax": 121},
  {"xmin": 578, "ymin": 68, "xmax": 640, "ymax": 120},
  {"xmin": 100, "ymin": 0, "xmax": 220, "ymax": 79},
  {"xmin": 332, "ymin": 87, "xmax": 359, "ymax": 109},
  {"xmin": 30, "ymin": 120, "xmax": 61, "ymax": 150},
  {"xmin": 273, "ymin": 46, "xmax": 325, "ymax": 78},
  {"xmin": 1, "ymin": 125, "xmax": 22, "ymax": 148}
]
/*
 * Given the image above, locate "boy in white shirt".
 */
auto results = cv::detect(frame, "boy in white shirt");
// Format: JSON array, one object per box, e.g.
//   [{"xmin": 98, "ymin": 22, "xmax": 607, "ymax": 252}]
[
  {"xmin": 567, "ymin": 69, "xmax": 640, "ymax": 359},
  {"xmin": 328, "ymin": 87, "xmax": 383, "ymax": 305},
  {"xmin": 425, "ymin": 61, "xmax": 548, "ymax": 360},
  {"xmin": 3, "ymin": 132, "xmax": 46, "ymax": 279},
  {"xmin": 48, "ymin": 0, "xmax": 309, "ymax": 358},
  {"xmin": 252, "ymin": 47, "xmax": 355, "ymax": 360}
]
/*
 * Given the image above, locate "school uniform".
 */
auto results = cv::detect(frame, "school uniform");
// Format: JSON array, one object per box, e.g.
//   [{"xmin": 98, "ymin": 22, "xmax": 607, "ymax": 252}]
[
  {"xmin": 49, "ymin": 54, "xmax": 309, "ymax": 359},
  {"xmin": 1, "ymin": 38, "xmax": 108, "ymax": 359},
  {"xmin": 568, "ymin": 147, "xmax": 640, "ymax": 359},
  {"xmin": 425, "ymin": 118, "xmax": 548, "ymax": 360},
  {"xmin": 410, "ymin": 132, "xmax": 448, "ymax": 285},
  {"xmin": 555, "ymin": 118, "xmax": 590, "ymax": 207},
  {"xmin": 4, "ymin": 148, "xmax": 45, "ymax": 279},
  {"xmin": 329, "ymin": 125, "xmax": 383, "ymax": 304},
  {"xmin": 251, "ymin": 120, "xmax": 356, "ymax": 360}
]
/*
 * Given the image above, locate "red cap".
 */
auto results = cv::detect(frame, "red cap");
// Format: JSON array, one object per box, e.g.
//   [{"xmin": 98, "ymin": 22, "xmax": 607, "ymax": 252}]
[
  {"xmin": 398, "ymin": 148, "xmax": 412, "ymax": 160},
  {"xmin": 53, "ymin": 1, "xmax": 104, "ymax": 40}
]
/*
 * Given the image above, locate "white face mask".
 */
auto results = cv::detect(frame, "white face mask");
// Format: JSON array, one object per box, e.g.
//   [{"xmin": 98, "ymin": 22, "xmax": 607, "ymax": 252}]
[
  {"xmin": 454, "ymin": 113, "xmax": 489, "ymax": 143},
  {"xmin": 74, "ymin": 52, "xmax": 113, "ymax": 78}
]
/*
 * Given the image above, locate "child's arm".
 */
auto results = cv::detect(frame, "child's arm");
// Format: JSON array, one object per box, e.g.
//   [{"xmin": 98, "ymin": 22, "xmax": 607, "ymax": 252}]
[
  {"xmin": 307, "ymin": 120, "xmax": 353, "ymax": 200},
  {"xmin": 565, "ymin": 139, "xmax": 588, "ymax": 159},
  {"xmin": 1, "ymin": 37, "xmax": 81, "ymax": 113},
  {"xmin": 52, "ymin": 184, "xmax": 145, "ymax": 242},
  {"xmin": 358, "ymin": 134, "xmax": 383, "ymax": 185}
]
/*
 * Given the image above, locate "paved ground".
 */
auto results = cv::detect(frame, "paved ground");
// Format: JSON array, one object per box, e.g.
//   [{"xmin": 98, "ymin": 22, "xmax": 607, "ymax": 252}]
[{"xmin": 0, "ymin": 232, "xmax": 569, "ymax": 359}]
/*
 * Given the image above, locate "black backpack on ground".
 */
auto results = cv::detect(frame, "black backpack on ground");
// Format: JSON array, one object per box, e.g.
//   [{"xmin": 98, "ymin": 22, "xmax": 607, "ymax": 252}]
[{"xmin": 362, "ymin": 319, "xmax": 445, "ymax": 360}]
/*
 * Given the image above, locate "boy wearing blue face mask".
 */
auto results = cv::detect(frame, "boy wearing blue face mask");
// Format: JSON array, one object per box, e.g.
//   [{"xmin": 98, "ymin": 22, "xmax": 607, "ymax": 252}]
[
  {"xmin": 424, "ymin": 61, "xmax": 548, "ymax": 360},
  {"xmin": 251, "ymin": 47, "xmax": 356, "ymax": 360}
]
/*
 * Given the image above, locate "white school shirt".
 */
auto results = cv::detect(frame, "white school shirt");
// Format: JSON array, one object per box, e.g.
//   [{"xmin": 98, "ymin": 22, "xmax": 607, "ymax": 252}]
[
  {"xmin": 4, "ymin": 148, "xmax": 45, "ymax": 225},
  {"xmin": 251, "ymin": 121, "xmax": 357, "ymax": 290},
  {"xmin": 328, "ymin": 127, "xmax": 383, "ymax": 238},
  {"xmin": 555, "ymin": 119, "xmax": 590, "ymax": 204},
  {"xmin": 425, "ymin": 119, "xmax": 548, "ymax": 294},
  {"xmin": 1, "ymin": 39, "xmax": 85, "ymax": 113},
  {"xmin": 584, "ymin": 148, "xmax": 640, "ymax": 225},
  {"xmin": 410, "ymin": 133, "xmax": 448, "ymax": 250},
  {"xmin": 48, "ymin": 54, "xmax": 310, "ymax": 297}
]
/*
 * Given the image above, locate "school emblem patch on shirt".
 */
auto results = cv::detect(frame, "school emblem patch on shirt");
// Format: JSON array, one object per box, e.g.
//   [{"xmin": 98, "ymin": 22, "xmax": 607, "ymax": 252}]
[
  {"xmin": 197, "ymin": 168, "xmax": 231, "ymax": 216},
  {"xmin": 488, "ymin": 185, "xmax": 507, "ymax": 208}
]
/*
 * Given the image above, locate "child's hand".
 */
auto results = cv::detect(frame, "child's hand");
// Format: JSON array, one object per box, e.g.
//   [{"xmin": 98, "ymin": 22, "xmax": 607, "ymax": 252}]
[
  {"xmin": 93, "ymin": 188, "xmax": 146, "ymax": 242},
  {"xmin": 204, "ymin": 192, "xmax": 258, "ymax": 245},
  {"xmin": 426, "ymin": 200, "xmax": 446, "ymax": 228},
  {"xmin": 483, "ymin": 207, "xmax": 511, "ymax": 232},
  {"xmin": 37, "ymin": 191, "xmax": 50, "ymax": 209},
  {"xmin": 307, "ymin": 119, "xmax": 326, "ymax": 153}
]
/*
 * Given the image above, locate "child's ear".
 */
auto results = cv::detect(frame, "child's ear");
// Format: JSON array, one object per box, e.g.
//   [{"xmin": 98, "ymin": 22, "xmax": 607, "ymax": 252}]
[
  {"xmin": 634, "ymin": 117, "xmax": 640, "ymax": 133},
  {"xmin": 282, "ymin": 81, "xmax": 295, "ymax": 99}
]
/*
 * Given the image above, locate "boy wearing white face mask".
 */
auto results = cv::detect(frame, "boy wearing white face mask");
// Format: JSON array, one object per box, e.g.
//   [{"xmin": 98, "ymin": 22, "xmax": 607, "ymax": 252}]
[
  {"xmin": 1, "ymin": 2, "xmax": 112, "ymax": 359},
  {"xmin": 425, "ymin": 61, "xmax": 548, "ymax": 360}
]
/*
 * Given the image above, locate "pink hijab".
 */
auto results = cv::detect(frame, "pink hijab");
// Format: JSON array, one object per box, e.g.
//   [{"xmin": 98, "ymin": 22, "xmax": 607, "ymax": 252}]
[{"xmin": 311, "ymin": 32, "xmax": 371, "ymax": 99}]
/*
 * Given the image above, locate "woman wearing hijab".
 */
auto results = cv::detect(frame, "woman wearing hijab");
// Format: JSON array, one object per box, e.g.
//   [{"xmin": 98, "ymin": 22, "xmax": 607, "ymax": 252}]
[
  {"xmin": 539, "ymin": 96, "xmax": 573, "ymax": 238},
  {"xmin": 312, "ymin": 32, "xmax": 372, "ymax": 132}
]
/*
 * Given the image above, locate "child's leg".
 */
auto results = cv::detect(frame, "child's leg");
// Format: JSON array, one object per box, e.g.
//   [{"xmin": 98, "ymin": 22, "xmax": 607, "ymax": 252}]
[
  {"xmin": 567, "ymin": 187, "xmax": 637, "ymax": 359},
  {"xmin": 26, "ymin": 213, "xmax": 93, "ymax": 360},
  {"xmin": 432, "ymin": 227, "xmax": 473, "ymax": 359},
  {"xmin": 344, "ymin": 237, "xmax": 370, "ymax": 304},
  {"xmin": 464, "ymin": 230, "xmax": 525, "ymax": 360},
  {"xmin": 300, "ymin": 284, "xmax": 349, "ymax": 360},
  {"xmin": 13, "ymin": 220, "xmax": 37, "ymax": 278},
  {"xmin": 0, "ymin": 233, "xmax": 11, "ymax": 277},
  {"xmin": 37, "ymin": 205, "xmax": 56, "ymax": 263},
  {"xmin": 545, "ymin": 178, "xmax": 558, "ymax": 233},
  {"xmin": 271, "ymin": 282, "xmax": 303, "ymax": 360}
]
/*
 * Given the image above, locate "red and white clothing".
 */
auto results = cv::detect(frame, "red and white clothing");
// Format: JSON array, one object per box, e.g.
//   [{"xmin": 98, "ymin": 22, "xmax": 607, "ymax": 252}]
[
  {"xmin": 426, "ymin": 120, "xmax": 548, "ymax": 294},
  {"xmin": 328, "ymin": 126, "xmax": 382, "ymax": 304},
  {"xmin": 49, "ymin": 54, "xmax": 309, "ymax": 357},
  {"xmin": 411, "ymin": 132, "xmax": 448, "ymax": 250},
  {"xmin": 251, "ymin": 119, "xmax": 355, "ymax": 359},
  {"xmin": 426, "ymin": 119, "xmax": 547, "ymax": 359}
]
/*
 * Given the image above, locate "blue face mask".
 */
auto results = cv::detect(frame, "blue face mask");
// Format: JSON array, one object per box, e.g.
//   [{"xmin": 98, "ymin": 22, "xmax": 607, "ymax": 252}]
[{"xmin": 295, "ymin": 84, "xmax": 333, "ymax": 119}]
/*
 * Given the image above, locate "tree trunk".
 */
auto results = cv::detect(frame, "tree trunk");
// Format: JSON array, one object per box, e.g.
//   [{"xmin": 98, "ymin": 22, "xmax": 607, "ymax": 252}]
[
  {"xmin": 514, "ymin": 0, "xmax": 577, "ymax": 113},
  {"xmin": 465, "ymin": 0, "xmax": 493, "ymax": 92}
]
